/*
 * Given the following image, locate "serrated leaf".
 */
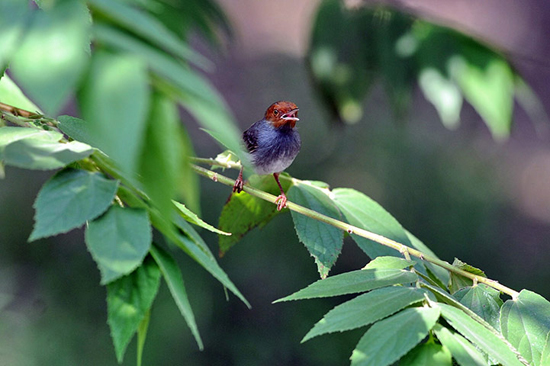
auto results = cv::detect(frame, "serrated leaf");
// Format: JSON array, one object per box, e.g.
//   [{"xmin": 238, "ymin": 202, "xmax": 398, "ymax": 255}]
[
  {"xmin": 78, "ymin": 50, "xmax": 150, "ymax": 179},
  {"xmin": 433, "ymin": 324, "xmax": 487, "ymax": 366},
  {"xmin": 10, "ymin": 0, "xmax": 91, "ymax": 115},
  {"xmin": 332, "ymin": 188, "xmax": 412, "ymax": 258},
  {"xmin": 173, "ymin": 214, "xmax": 216, "ymax": 260},
  {"xmin": 363, "ymin": 256, "xmax": 415, "ymax": 270},
  {"xmin": 274, "ymin": 268, "xmax": 417, "ymax": 302},
  {"xmin": 143, "ymin": 207, "xmax": 250, "ymax": 308},
  {"xmin": 288, "ymin": 182, "xmax": 344, "ymax": 278},
  {"xmin": 454, "ymin": 285, "xmax": 502, "ymax": 331},
  {"xmin": 150, "ymin": 244, "xmax": 203, "ymax": 350},
  {"xmin": 303, "ymin": 286, "xmax": 426, "ymax": 342},
  {"xmin": 57, "ymin": 115, "xmax": 96, "ymax": 146},
  {"xmin": 400, "ymin": 342, "xmax": 452, "ymax": 366},
  {"xmin": 218, "ymin": 174, "xmax": 289, "ymax": 255},
  {"xmin": 85, "ymin": 206, "xmax": 152, "ymax": 285},
  {"xmin": 350, "ymin": 307, "xmax": 440, "ymax": 366},
  {"xmin": 449, "ymin": 258, "xmax": 486, "ymax": 293},
  {"xmin": 107, "ymin": 255, "xmax": 161, "ymax": 363},
  {"xmin": 1, "ymin": 134, "xmax": 93, "ymax": 170},
  {"xmin": 174, "ymin": 201, "xmax": 230, "ymax": 236},
  {"xmin": 29, "ymin": 168, "xmax": 118, "ymax": 241},
  {"xmin": 405, "ymin": 231, "xmax": 450, "ymax": 285},
  {"xmin": 438, "ymin": 303, "xmax": 524, "ymax": 366},
  {"xmin": 500, "ymin": 290, "xmax": 550, "ymax": 366}
]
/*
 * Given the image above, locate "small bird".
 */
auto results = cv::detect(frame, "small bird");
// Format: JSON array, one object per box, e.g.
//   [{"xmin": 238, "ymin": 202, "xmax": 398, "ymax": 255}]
[{"xmin": 233, "ymin": 101, "xmax": 301, "ymax": 210}]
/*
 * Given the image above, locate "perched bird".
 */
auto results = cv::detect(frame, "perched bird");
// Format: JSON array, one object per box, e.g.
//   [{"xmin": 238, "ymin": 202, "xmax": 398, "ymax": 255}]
[{"xmin": 233, "ymin": 101, "xmax": 301, "ymax": 210}]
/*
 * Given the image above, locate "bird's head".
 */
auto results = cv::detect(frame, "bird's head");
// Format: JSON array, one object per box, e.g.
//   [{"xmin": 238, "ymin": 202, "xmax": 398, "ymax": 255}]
[{"xmin": 264, "ymin": 101, "xmax": 299, "ymax": 128}]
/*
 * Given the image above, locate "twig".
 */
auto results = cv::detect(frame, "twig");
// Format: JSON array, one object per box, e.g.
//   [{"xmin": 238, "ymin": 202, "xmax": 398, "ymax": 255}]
[{"xmin": 191, "ymin": 163, "xmax": 520, "ymax": 299}]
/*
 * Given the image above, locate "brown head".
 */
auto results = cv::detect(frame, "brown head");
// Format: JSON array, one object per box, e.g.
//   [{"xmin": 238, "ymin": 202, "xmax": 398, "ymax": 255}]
[{"xmin": 264, "ymin": 101, "xmax": 299, "ymax": 128}]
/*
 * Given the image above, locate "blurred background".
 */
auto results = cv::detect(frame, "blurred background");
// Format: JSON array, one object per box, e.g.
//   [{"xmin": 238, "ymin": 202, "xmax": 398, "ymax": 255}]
[{"xmin": 1, "ymin": 0, "xmax": 550, "ymax": 365}]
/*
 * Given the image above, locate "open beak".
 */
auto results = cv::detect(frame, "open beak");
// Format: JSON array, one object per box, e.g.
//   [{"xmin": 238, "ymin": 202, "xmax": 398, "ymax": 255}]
[{"xmin": 282, "ymin": 108, "xmax": 299, "ymax": 122}]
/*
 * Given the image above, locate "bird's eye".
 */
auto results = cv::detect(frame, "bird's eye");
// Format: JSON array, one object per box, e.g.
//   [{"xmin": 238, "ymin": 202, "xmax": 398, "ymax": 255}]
[{"xmin": 273, "ymin": 109, "xmax": 279, "ymax": 116}]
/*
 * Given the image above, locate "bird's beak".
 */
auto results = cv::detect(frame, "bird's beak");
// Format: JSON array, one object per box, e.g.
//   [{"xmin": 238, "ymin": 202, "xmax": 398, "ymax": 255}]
[{"xmin": 282, "ymin": 108, "xmax": 299, "ymax": 122}]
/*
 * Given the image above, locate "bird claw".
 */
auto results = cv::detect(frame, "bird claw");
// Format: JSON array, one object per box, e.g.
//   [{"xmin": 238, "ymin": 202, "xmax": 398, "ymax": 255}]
[
  {"xmin": 233, "ymin": 177, "xmax": 244, "ymax": 193},
  {"xmin": 233, "ymin": 168, "xmax": 244, "ymax": 193},
  {"xmin": 275, "ymin": 194, "xmax": 287, "ymax": 211}
]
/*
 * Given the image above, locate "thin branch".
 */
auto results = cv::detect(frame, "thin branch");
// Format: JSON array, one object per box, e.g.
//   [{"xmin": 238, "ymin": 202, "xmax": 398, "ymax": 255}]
[{"xmin": 191, "ymin": 163, "xmax": 520, "ymax": 299}]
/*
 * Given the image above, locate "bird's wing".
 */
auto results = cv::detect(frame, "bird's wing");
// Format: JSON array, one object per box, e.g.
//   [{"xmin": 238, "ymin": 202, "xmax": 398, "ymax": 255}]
[{"xmin": 242, "ymin": 122, "xmax": 259, "ymax": 153}]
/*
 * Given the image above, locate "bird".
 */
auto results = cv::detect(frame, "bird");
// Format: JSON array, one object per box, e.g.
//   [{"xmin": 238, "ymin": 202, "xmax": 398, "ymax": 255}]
[{"xmin": 233, "ymin": 101, "xmax": 301, "ymax": 211}]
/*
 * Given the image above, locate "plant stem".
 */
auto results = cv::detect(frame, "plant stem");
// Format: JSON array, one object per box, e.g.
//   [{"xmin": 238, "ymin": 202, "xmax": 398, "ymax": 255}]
[{"xmin": 191, "ymin": 163, "xmax": 519, "ymax": 299}]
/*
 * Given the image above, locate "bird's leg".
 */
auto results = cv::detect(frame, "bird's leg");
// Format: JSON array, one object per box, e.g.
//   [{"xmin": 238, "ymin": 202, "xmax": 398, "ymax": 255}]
[
  {"xmin": 233, "ymin": 167, "xmax": 244, "ymax": 193},
  {"xmin": 273, "ymin": 172, "xmax": 287, "ymax": 211}
]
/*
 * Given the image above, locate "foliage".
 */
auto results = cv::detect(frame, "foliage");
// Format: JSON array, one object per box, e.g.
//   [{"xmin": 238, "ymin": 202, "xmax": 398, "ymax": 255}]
[
  {"xmin": 1, "ymin": 0, "xmax": 246, "ymax": 363},
  {"xmin": 307, "ymin": 0, "xmax": 546, "ymax": 140},
  {"xmin": 1, "ymin": 0, "xmax": 549, "ymax": 366}
]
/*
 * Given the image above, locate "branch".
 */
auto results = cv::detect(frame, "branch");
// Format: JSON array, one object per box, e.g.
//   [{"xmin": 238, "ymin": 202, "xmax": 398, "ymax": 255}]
[{"xmin": 191, "ymin": 162, "xmax": 520, "ymax": 299}]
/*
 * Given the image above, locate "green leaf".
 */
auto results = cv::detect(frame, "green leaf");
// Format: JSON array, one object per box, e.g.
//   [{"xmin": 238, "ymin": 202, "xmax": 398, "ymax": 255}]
[
  {"xmin": 288, "ymin": 182, "xmax": 344, "ymax": 279},
  {"xmin": 107, "ymin": 255, "xmax": 161, "ymax": 363},
  {"xmin": 274, "ymin": 268, "xmax": 418, "ymax": 302},
  {"xmin": 171, "ymin": 228, "xmax": 250, "ymax": 308},
  {"xmin": 541, "ymin": 332, "xmax": 550, "ymax": 366},
  {"xmin": 449, "ymin": 258, "xmax": 486, "ymax": 293},
  {"xmin": 78, "ymin": 50, "xmax": 150, "ymax": 178},
  {"xmin": 303, "ymin": 286, "xmax": 427, "ymax": 342},
  {"xmin": 400, "ymin": 342, "xmax": 452, "ymax": 366},
  {"xmin": 0, "ymin": 127, "xmax": 61, "ymax": 151},
  {"xmin": 451, "ymin": 50, "xmax": 514, "ymax": 141},
  {"xmin": 9, "ymin": 0, "xmax": 91, "ymax": 115},
  {"xmin": 92, "ymin": 24, "xmax": 243, "ymax": 159},
  {"xmin": 439, "ymin": 325, "xmax": 494, "ymax": 366},
  {"xmin": 57, "ymin": 115, "xmax": 96, "ymax": 146},
  {"xmin": 85, "ymin": 206, "xmax": 152, "ymax": 285},
  {"xmin": 138, "ymin": 93, "xmax": 182, "ymax": 221},
  {"xmin": 332, "ymin": 188, "xmax": 411, "ymax": 258},
  {"xmin": 29, "ymin": 168, "xmax": 118, "ymax": 241},
  {"xmin": 136, "ymin": 309, "xmax": 150, "ymax": 366},
  {"xmin": 500, "ymin": 290, "xmax": 550, "ymax": 366},
  {"xmin": 173, "ymin": 214, "xmax": 217, "ymax": 260},
  {"xmin": 141, "ymin": 205, "xmax": 250, "ymax": 309},
  {"xmin": 150, "ymin": 244, "xmax": 203, "ymax": 350},
  {"xmin": 418, "ymin": 67, "xmax": 462, "ymax": 129},
  {"xmin": 0, "ymin": 74, "xmax": 42, "ymax": 113},
  {"xmin": 438, "ymin": 303, "xmax": 524, "ymax": 366},
  {"xmin": 0, "ymin": 1, "xmax": 31, "ymax": 70},
  {"xmin": 174, "ymin": 201, "xmax": 230, "ymax": 236},
  {"xmin": 176, "ymin": 124, "xmax": 201, "ymax": 214},
  {"xmin": 350, "ymin": 307, "xmax": 440, "ymax": 366},
  {"xmin": 433, "ymin": 324, "xmax": 486, "ymax": 366},
  {"xmin": 88, "ymin": 0, "xmax": 210, "ymax": 68},
  {"xmin": 307, "ymin": 0, "xmax": 376, "ymax": 124},
  {"xmin": 405, "ymin": 231, "xmax": 450, "ymax": 286},
  {"xmin": 1, "ymin": 133, "xmax": 93, "ymax": 170},
  {"xmin": 363, "ymin": 256, "xmax": 415, "ymax": 270},
  {"xmin": 218, "ymin": 174, "xmax": 289, "ymax": 255},
  {"xmin": 454, "ymin": 284, "xmax": 502, "ymax": 331}
]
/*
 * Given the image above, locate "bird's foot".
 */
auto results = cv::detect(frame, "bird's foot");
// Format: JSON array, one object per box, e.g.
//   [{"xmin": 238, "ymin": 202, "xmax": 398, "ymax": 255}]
[
  {"xmin": 275, "ymin": 194, "xmax": 287, "ymax": 211},
  {"xmin": 233, "ymin": 169, "xmax": 244, "ymax": 193},
  {"xmin": 233, "ymin": 177, "xmax": 244, "ymax": 193}
]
